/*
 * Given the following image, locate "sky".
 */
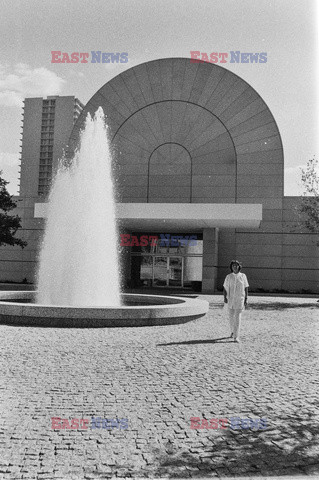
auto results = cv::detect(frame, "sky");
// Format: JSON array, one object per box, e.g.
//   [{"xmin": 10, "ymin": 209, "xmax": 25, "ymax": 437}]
[{"xmin": 0, "ymin": 0, "xmax": 317, "ymax": 196}]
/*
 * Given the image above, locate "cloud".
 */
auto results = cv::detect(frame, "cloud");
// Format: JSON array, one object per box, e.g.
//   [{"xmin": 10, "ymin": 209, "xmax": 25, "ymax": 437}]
[
  {"xmin": 0, "ymin": 63, "xmax": 65, "ymax": 108},
  {"xmin": 0, "ymin": 152, "xmax": 20, "ymax": 195},
  {"xmin": 66, "ymin": 69, "xmax": 85, "ymax": 78}
]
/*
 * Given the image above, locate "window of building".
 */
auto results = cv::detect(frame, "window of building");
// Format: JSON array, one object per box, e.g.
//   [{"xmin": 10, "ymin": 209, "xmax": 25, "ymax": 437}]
[{"xmin": 129, "ymin": 233, "xmax": 203, "ymax": 290}]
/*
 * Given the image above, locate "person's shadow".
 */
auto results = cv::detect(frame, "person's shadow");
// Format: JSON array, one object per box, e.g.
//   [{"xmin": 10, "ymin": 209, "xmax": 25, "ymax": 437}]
[{"xmin": 157, "ymin": 337, "xmax": 234, "ymax": 347}]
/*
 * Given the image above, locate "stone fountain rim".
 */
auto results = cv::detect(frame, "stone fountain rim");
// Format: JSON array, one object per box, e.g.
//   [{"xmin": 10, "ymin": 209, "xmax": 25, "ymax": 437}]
[{"xmin": 0, "ymin": 291, "xmax": 209, "ymax": 327}]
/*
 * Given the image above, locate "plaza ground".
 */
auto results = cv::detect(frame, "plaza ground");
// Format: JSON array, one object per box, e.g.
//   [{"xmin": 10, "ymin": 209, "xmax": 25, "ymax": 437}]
[{"xmin": 1, "ymin": 295, "xmax": 318, "ymax": 479}]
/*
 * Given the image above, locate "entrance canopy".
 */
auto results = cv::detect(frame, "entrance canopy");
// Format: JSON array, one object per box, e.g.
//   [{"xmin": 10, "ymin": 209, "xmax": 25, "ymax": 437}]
[{"xmin": 34, "ymin": 203, "xmax": 262, "ymax": 231}]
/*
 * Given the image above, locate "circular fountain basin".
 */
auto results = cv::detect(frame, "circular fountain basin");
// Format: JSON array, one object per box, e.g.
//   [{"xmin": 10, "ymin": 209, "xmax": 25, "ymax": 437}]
[{"xmin": 0, "ymin": 291, "xmax": 209, "ymax": 328}]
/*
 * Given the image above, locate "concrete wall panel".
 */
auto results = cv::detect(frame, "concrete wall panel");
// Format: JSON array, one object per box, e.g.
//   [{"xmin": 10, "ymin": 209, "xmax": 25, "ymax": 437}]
[
  {"xmin": 197, "ymin": 66, "xmax": 225, "ymax": 106},
  {"xmin": 118, "ymin": 175, "xmax": 148, "ymax": 186},
  {"xmin": 192, "ymin": 198, "xmax": 236, "ymax": 204},
  {"xmin": 219, "ymin": 90, "xmax": 261, "ymax": 124},
  {"xmin": 282, "ymin": 280, "xmax": 318, "ymax": 292},
  {"xmin": 282, "ymin": 234, "xmax": 318, "ymax": 246},
  {"xmin": 282, "ymin": 245, "xmax": 318, "ymax": 257},
  {"xmin": 193, "ymin": 148, "xmax": 236, "ymax": 165},
  {"xmin": 237, "ymin": 164, "xmax": 283, "ymax": 175},
  {"xmin": 192, "ymin": 163, "xmax": 236, "ymax": 175},
  {"xmin": 262, "ymin": 210, "xmax": 283, "ymax": 222},
  {"xmin": 193, "ymin": 175, "xmax": 235, "ymax": 187},
  {"xmin": 192, "ymin": 186, "xmax": 236, "ymax": 198},
  {"xmin": 235, "ymin": 135, "xmax": 282, "ymax": 154},
  {"xmin": 205, "ymin": 70, "xmax": 239, "ymax": 112},
  {"xmin": 237, "ymin": 186, "xmax": 282, "ymax": 198},
  {"xmin": 235, "ymin": 257, "xmax": 282, "ymax": 269},
  {"xmin": 148, "ymin": 186, "xmax": 191, "ymax": 199},
  {"xmin": 149, "ymin": 175, "xmax": 191, "ymax": 187},
  {"xmin": 283, "ymin": 257, "xmax": 319, "ymax": 269},
  {"xmin": 235, "ymin": 122, "xmax": 279, "ymax": 146},
  {"xmin": 237, "ymin": 175, "xmax": 283, "ymax": 187},
  {"xmin": 229, "ymin": 109, "xmax": 275, "ymax": 137},
  {"xmin": 238, "ymin": 198, "xmax": 282, "ymax": 209},
  {"xmin": 235, "ymin": 244, "xmax": 282, "ymax": 256},
  {"xmin": 236, "ymin": 233, "xmax": 282, "ymax": 245},
  {"xmin": 237, "ymin": 149, "xmax": 283, "ymax": 164}
]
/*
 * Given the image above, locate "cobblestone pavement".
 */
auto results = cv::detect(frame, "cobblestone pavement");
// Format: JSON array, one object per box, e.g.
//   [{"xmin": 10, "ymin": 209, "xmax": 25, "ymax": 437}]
[{"xmin": 1, "ymin": 295, "xmax": 318, "ymax": 479}]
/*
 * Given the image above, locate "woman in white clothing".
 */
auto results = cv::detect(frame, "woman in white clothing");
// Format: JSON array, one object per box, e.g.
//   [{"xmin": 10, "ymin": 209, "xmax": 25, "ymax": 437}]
[{"xmin": 223, "ymin": 260, "xmax": 249, "ymax": 343}]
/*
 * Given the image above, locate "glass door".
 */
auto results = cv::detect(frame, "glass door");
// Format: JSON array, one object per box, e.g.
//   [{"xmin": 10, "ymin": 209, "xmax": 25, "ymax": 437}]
[
  {"xmin": 168, "ymin": 257, "xmax": 183, "ymax": 287},
  {"xmin": 153, "ymin": 256, "xmax": 168, "ymax": 287},
  {"xmin": 152, "ymin": 256, "xmax": 183, "ymax": 287},
  {"xmin": 131, "ymin": 242, "xmax": 203, "ymax": 289},
  {"xmin": 139, "ymin": 255, "xmax": 153, "ymax": 287}
]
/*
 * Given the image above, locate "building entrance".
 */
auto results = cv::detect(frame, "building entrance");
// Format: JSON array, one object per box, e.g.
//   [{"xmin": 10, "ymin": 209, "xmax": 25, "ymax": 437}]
[
  {"xmin": 129, "ymin": 233, "xmax": 203, "ymax": 291},
  {"xmin": 152, "ymin": 256, "xmax": 182, "ymax": 287}
]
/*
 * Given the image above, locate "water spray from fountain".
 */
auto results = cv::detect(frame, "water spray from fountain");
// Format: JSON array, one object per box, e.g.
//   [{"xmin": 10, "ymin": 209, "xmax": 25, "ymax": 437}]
[{"xmin": 36, "ymin": 107, "xmax": 121, "ymax": 307}]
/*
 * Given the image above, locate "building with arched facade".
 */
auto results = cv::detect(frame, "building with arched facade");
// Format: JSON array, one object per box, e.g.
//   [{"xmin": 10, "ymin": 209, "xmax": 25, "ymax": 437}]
[{"xmin": 1, "ymin": 58, "xmax": 318, "ymax": 293}]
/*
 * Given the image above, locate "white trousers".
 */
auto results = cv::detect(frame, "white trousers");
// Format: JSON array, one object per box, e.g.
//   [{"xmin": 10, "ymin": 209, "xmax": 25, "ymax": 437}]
[{"xmin": 228, "ymin": 308, "xmax": 243, "ymax": 340}]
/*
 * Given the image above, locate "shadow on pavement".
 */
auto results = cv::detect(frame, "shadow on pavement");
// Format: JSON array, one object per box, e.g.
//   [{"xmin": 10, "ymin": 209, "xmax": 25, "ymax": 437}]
[
  {"xmin": 247, "ymin": 303, "xmax": 319, "ymax": 311},
  {"xmin": 157, "ymin": 337, "xmax": 234, "ymax": 346},
  {"xmin": 210, "ymin": 303, "xmax": 318, "ymax": 311},
  {"xmin": 130, "ymin": 413, "xmax": 319, "ymax": 478}
]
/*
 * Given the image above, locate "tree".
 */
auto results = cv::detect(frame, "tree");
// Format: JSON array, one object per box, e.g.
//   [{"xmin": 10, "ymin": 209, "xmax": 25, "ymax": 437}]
[
  {"xmin": 298, "ymin": 157, "xmax": 319, "ymax": 233},
  {"xmin": 0, "ymin": 172, "xmax": 27, "ymax": 248}
]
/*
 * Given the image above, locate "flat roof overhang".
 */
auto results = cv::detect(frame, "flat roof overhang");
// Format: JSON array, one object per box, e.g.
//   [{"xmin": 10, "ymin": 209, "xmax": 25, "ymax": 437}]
[{"xmin": 34, "ymin": 203, "xmax": 262, "ymax": 230}]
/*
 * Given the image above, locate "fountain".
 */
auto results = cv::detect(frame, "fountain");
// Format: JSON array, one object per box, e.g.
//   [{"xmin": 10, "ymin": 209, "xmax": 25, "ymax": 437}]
[
  {"xmin": 0, "ymin": 108, "xmax": 209, "ymax": 327},
  {"xmin": 37, "ymin": 108, "xmax": 121, "ymax": 307}
]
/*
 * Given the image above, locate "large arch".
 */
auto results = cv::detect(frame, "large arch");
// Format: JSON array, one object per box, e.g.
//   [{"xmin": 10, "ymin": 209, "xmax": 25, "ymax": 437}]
[{"xmin": 69, "ymin": 57, "xmax": 284, "ymax": 205}]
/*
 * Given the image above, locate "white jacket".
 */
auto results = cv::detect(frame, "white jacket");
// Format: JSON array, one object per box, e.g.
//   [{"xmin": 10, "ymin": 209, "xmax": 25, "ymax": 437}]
[{"xmin": 223, "ymin": 272, "xmax": 249, "ymax": 310}]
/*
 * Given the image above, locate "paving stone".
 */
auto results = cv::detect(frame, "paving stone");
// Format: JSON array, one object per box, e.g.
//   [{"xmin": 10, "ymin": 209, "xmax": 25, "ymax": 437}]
[{"xmin": 0, "ymin": 295, "xmax": 318, "ymax": 478}]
